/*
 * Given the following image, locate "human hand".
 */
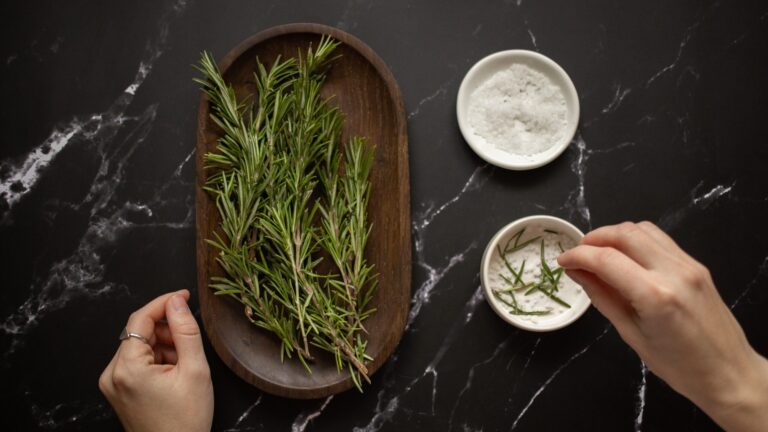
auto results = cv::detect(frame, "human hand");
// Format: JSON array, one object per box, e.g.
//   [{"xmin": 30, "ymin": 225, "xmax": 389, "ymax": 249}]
[
  {"xmin": 557, "ymin": 222, "xmax": 768, "ymax": 432},
  {"xmin": 99, "ymin": 290, "xmax": 214, "ymax": 432}
]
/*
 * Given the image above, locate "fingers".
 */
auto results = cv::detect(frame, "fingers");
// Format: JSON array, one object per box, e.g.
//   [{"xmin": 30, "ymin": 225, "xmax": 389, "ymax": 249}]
[
  {"xmin": 566, "ymin": 269, "xmax": 637, "ymax": 331},
  {"xmin": 581, "ymin": 222, "xmax": 670, "ymax": 269},
  {"xmin": 154, "ymin": 321, "xmax": 174, "ymax": 346},
  {"xmin": 153, "ymin": 343, "xmax": 179, "ymax": 365},
  {"xmin": 165, "ymin": 294, "xmax": 208, "ymax": 373},
  {"xmin": 100, "ymin": 291, "xmax": 194, "ymax": 405},
  {"xmin": 120, "ymin": 290, "xmax": 190, "ymax": 361},
  {"xmin": 558, "ymin": 244, "xmax": 654, "ymax": 307},
  {"xmin": 566, "ymin": 269, "xmax": 646, "ymax": 350},
  {"xmin": 636, "ymin": 221, "xmax": 686, "ymax": 256},
  {"xmin": 99, "ymin": 351, "xmax": 119, "ymax": 397}
]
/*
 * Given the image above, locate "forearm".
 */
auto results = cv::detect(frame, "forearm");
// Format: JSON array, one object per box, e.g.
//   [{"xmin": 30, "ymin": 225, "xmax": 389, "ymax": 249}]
[
  {"xmin": 558, "ymin": 222, "xmax": 768, "ymax": 432},
  {"xmin": 696, "ymin": 350, "xmax": 768, "ymax": 432}
]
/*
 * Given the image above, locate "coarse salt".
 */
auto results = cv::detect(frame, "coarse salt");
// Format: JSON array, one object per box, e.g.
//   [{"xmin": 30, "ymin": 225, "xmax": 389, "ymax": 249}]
[
  {"xmin": 468, "ymin": 63, "xmax": 567, "ymax": 156},
  {"xmin": 487, "ymin": 225, "xmax": 583, "ymax": 325}
]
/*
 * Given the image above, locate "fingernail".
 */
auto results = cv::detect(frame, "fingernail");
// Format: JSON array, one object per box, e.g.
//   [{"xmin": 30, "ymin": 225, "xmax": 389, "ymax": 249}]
[{"xmin": 170, "ymin": 295, "xmax": 189, "ymax": 313}]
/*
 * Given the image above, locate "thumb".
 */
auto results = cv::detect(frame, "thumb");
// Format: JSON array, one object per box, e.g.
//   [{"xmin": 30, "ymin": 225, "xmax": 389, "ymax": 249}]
[{"xmin": 165, "ymin": 293, "xmax": 207, "ymax": 370}]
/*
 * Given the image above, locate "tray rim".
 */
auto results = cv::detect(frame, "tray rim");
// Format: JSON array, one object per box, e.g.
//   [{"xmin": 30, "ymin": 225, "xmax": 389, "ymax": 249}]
[{"xmin": 195, "ymin": 23, "xmax": 411, "ymax": 399}]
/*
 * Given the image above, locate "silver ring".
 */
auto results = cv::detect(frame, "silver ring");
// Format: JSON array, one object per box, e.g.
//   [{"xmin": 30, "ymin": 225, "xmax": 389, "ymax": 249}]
[{"xmin": 119, "ymin": 327, "xmax": 150, "ymax": 344}]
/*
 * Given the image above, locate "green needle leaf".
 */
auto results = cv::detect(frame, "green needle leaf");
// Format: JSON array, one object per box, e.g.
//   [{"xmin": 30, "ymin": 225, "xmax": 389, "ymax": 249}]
[{"xmin": 195, "ymin": 36, "xmax": 375, "ymax": 387}]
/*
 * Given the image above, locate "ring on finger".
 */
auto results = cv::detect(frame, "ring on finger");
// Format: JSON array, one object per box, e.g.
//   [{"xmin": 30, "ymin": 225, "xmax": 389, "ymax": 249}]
[{"xmin": 119, "ymin": 327, "xmax": 150, "ymax": 345}]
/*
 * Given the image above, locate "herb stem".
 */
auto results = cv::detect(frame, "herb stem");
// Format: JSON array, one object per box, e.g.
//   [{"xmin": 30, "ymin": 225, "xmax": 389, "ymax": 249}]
[{"xmin": 196, "ymin": 37, "xmax": 376, "ymax": 389}]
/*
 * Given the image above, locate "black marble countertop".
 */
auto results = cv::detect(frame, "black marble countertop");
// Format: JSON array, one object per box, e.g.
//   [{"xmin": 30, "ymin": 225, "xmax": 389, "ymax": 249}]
[{"xmin": 2, "ymin": 1, "xmax": 767, "ymax": 430}]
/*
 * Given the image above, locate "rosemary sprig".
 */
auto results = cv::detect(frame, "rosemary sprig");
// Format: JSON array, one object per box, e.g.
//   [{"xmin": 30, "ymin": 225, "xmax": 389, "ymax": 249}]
[
  {"xmin": 502, "ymin": 227, "xmax": 542, "ymax": 255},
  {"xmin": 499, "ymin": 274, "xmax": 534, "ymax": 292},
  {"xmin": 494, "ymin": 229, "xmax": 572, "ymax": 315},
  {"xmin": 492, "ymin": 289, "xmax": 550, "ymax": 316},
  {"xmin": 196, "ymin": 36, "xmax": 376, "ymax": 390}
]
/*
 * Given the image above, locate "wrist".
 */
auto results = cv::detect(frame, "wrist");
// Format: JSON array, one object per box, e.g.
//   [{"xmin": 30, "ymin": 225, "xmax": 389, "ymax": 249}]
[{"xmin": 699, "ymin": 350, "xmax": 768, "ymax": 431}]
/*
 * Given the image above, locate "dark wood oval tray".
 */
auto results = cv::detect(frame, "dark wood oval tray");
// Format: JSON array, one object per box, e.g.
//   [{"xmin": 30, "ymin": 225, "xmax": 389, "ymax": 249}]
[{"xmin": 195, "ymin": 23, "xmax": 411, "ymax": 399}]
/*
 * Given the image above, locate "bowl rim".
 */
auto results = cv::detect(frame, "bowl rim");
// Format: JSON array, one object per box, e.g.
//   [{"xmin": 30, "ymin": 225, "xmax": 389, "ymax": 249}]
[
  {"xmin": 480, "ymin": 215, "xmax": 590, "ymax": 331},
  {"xmin": 456, "ymin": 49, "xmax": 580, "ymax": 171}
]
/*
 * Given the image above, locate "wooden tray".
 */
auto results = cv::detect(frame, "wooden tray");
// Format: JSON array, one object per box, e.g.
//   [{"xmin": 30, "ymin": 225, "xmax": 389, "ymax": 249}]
[{"xmin": 195, "ymin": 23, "xmax": 411, "ymax": 399}]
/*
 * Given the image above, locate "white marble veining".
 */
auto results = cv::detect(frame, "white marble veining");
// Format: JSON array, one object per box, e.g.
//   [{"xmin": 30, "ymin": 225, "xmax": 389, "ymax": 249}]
[
  {"xmin": 631, "ymin": 179, "xmax": 742, "ymax": 429},
  {"xmin": 0, "ymin": 0, "xmax": 187, "ymax": 222},
  {"xmin": 564, "ymin": 134, "xmax": 592, "ymax": 229},
  {"xmin": 1, "ymin": 120, "xmax": 87, "ymax": 220},
  {"xmin": 601, "ymin": 83, "xmax": 632, "ymax": 114},
  {"xmin": 509, "ymin": 326, "xmax": 610, "ymax": 430},
  {"xmin": 448, "ymin": 339, "xmax": 511, "ymax": 430},
  {"xmin": 408, "ymin": 242, "xmax": 476, "ymax": 329},
  {"xmin": 632, "ymin": 255, "xmax": 768, "ymax": 429},
  {"xmin": 354, "ymin": 286, "xmax": 489, "ymax": 432},
  {"xmin": 4, "ymin": 1, "xmax": 766, "ymax": 430},
  {"xmin": 408, "ymin": 76, "xmax": 457, "ymax": 120},
  {"xmin": 729, "ymin": 11, "xmax": 768, "ymax": 47},
  {"xmin": 523, "ymin": 19, "xmax": 538, "ymax": 51},
  {"xmin": 357, "ymin": 139, "xmax": 629, "ymax": 430},
  {"xmin": 562, "ymin": 135, "xmax": 638, "ymax": 231},
  {"xmin": 0, "ymin": 0, "xmax": 192, "ymax": 355},
  {"xmin": 508, "ymin": 337, "xmax": 541, "ymax": 396},
  {"xmin": 222, "ymin": 396, "xmax": 263, "ymax": 432},
  {"xmin": 645, "ymin": 22, "xmax": 699, "ymax": 87},
  {"xmin": 408, "ymin": 165, "xmax": 491, "ymax": 328},
  {"xmin": 692, "ymin": 183, "xmax": 734, "ymax": 208},
  {"xmin": 463, "ymin": 285, "xmax": 485, "ymax": 324},
  {"xmin": 0, "ymin": 108, "xmax": 194, "ymax": 351},
  {"xmin": 471, "ymin": 24, "xmax": 483, "ymax": 38},
  {"xmin": 730, "ymin": 256, "xmax": 768, "ymax": 310},
  {"xmin": 634, "ymin": 362, "xmax": 648, "ymax": 432},
  {"xmin": 414, "ymin": 164, "xmax": 491, "ymax": 232},
  {"xmin": 0, "ymin": 106, "xmax": 155, "ymax": 338},
  {"xmin": 354, "ymin": 389, "xmax": 400, "ymax": 432},
  {"xmin": 25, "ymin": 390, "xmax": 112, "ymax": 430},
  {"xmin": 658, "ymin": 181, "xmax": 736, "ymax": 231},
  {"xmin": 81, "ymin": 105, "xmax": 159, "ymax": 215},
  {"xmin": 644, "ymin": 1, "xmax": 724, "ymax": 88},
  {"xmin": 291, "ymin": 396, "xmax": 334, "ymax": 432}
]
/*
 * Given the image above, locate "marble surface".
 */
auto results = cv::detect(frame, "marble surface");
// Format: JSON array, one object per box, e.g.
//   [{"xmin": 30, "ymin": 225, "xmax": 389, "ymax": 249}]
[{"xmin": 2, "ymin": 0, "xmax": 767, "ymax": 430}]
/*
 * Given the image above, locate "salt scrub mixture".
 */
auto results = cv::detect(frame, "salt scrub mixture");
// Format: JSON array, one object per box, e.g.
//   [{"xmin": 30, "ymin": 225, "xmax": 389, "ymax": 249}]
[
  {"xmin": 487, "ymin": 225, "xmax": 583, "ymax": 324},
  {"xmin": 468, "ymin": 64, "xmax": 567, "ymax": 156}
]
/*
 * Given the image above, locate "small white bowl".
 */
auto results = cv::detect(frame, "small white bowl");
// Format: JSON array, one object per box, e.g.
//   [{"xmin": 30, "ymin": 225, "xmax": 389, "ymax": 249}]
[
  {"xmin": 480, "ymin": 215, "xmax": 590, "ymax": 331},
  {"xmin": 456, "ymin": 50, "xmax": 580, "ymax": 170}
]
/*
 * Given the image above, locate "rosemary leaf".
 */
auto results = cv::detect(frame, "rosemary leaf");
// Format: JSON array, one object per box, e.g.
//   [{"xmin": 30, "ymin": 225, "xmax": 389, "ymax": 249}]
[{"xmin": 196, "ymin": 36, "xmax": 376, "ymax": 390}]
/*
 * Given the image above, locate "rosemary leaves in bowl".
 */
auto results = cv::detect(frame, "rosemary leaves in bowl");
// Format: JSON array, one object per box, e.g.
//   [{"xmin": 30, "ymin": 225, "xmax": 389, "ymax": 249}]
[
  {"xmin": 194, "ymin": 24, "xmax": 411, "ymax": 398},
  {"xmin": 480, "ymin": 215, "xmax": 591, "ymax": 331}
]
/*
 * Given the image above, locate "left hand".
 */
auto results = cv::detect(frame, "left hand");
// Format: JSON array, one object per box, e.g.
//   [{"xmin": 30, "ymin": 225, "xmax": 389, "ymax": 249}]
[{"xmin": 99, "ymin": 290, "xmax": 214, "ymax": 432}]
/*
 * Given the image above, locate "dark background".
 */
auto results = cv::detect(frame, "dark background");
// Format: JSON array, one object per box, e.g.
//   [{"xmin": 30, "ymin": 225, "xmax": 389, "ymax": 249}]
[{"xmin": 1, "ymin": 0, "xmax": 766, "ymax": 430}]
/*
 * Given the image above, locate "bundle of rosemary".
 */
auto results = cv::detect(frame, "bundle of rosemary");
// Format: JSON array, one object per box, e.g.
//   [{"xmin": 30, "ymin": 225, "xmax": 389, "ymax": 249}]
[{"xmin": 194, "ymin": 36, "xmax": 377, "ymax": 390}]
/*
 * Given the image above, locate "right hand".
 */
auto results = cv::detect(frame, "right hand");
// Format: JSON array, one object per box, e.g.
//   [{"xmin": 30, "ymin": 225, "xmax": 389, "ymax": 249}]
[{"xmin": 557, "ymin": 221, "xmax": 768, "ymax": 432}]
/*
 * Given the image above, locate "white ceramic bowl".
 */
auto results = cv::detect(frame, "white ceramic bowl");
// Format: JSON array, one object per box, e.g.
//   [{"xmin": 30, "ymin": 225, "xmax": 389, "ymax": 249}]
[
  {"xmin": 480, "ymin": 215, "xmax": 590, "ymax": 331},
  {"xmin": 456, "ymin": 50, "xmax": 580, "ymax": 170}
]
